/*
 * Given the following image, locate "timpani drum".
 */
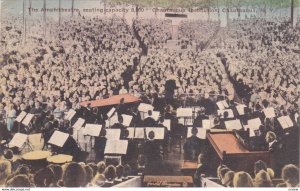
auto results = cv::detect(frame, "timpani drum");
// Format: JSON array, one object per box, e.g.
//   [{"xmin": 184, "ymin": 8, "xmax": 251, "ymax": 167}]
[
  {"xmin": 47, "ymin": 154, "xmax": 73, "ymax": 164},
  {"xmin": 22, "ymin": 150, "xmax": 52, "ymax": 171}
]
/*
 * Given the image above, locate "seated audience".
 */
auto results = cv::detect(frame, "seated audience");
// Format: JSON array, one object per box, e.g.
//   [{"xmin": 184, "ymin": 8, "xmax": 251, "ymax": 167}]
[
  {"xmin": 233, "ymin": 171, "xmax": 254, "ymax": 187},
  {"xmin": 103, "ymin": 165, "xmax": 117, "ymax": 187},
  {"xmin": 222, "ymin": 170, "xmax": 235, "ymax": 187},
  {"xmin": 33, "ymin": 167, "xmax": 55, "ymax": 187},
  {"xmin": 115, "ymin": 165, "xmax": 124, "ymax": 183},
  {"xmin": 61, "ymin": 162, "xmax": 86, "ymax": 187},
  {"xmin": 6, "ymin": 174, "xmax": 32, "ymax": 187},
  {"xmin": 277, "ymin": 164, "xmax": 299, "ymax": 187},
  {"xmin": 92, "ymin": 161, "xmax": 106, "ymax": 187},
  {"xmin": 254, "ymin": 170, "xmax": 273, "ymax": 187},
  {"xmin": 48, "ymin": 164, "xmax": 63, "ymax": 187}
]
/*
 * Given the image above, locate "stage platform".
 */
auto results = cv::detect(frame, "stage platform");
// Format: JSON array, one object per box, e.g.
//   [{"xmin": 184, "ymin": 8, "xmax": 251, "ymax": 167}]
[{"xmin": 80, "ymin": 94, "xmax": 140, "ymax": 108}]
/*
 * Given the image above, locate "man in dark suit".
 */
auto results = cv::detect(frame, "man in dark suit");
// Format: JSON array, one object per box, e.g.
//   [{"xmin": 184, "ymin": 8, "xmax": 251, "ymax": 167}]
[
  {"xmin": 144, "ymin": 131, "xmax": 162, "ymax": 175},
  {"xmin": 143, "ymin": 110, "xmax": 156, "ymax": 127},
  {"xmin": 94, "ymin": 129, "xmax": 107, "ymax": 162},
  {"xmin": 184, "ymin": 127, "xmax": 203, "ymax": 161},
  {"xmin": 116, "ymin": 98, "xmax": 127, "ymax": 115},
  {"xmin": 265, "ymin": 131, "xmax": 284, "ymax": 177},
  {"xmin": 193, "ymin": 109, "xmax": 208, "ymax": 127},
  {"xmin": 165, "ymin": 79, "xmax": 176, "ymax": 105},
  {"xmin": 194, "ymin": 153, "xmax": 211, "ymax": 187}
]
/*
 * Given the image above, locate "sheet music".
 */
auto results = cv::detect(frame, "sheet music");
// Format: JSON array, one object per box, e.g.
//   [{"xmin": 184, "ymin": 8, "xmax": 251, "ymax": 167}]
[
  {"xmin": 162, "ymin": 119, "xmax": 171, "ymax": 131},
  {"xmin": 72, "ymin": 118, "xmax": 85, "ymax": 129},
  {"xmin": 263, "ymin": 107, "xmax": 276, "ymax": 118},
  {"xmin": 145, "ymin": 127, "xmax": 165, "ymax": 140},
  {"xmin": 187, "ymin": 127, "xmax": 206, "ymax": 139},
  {"xmin": 104, "ymin": 140, "xmax": 128, "ymax": 154},
  {"xmin": 225, "ymin": 119, "xmax": 243, "ymax": 130},
  {"xmin": 121, "ymin": 114, "xmax": 133, "ymax": 126},
  {"xmin": 247, "ymin": 118, "xmax": 262, "ymax": 130},
  {"xmin": 249, "ymin": 129, "xmax": 256, "ymax": 137},
  {"xmin": 216, "ymin": 100, "xmax": 229, "ymax": 110},
  {"xmin": 22, "ymin": 113, "xmax": 35, "ymax": 126},
  {"xmin": 107, "ymin": 107, "xmax": 116, "ymax": 118},
  {"xmin": 145, "ymin": 111, "xmax": 160, "ymax": 121},
  {"xmin": 28, "ymin": 133, "xmax": 42, "ymax": 149},
  {"xmin": 138, "ymin": 103, "xmax": 154, "ymax": 112},
  {"xmin": 109, "ymin": 113, "xmax": 119, "ymax": 127},
  {"xmin": 217, "ymin": 109, "xmax": 234, "ymax": 119},
  {"xmin": 65, "ymin": 109, "xmax": 76, "ymax": 121},
  {"xmin": 105, "ymin": 120, "xmax": 109, "ymax": 128},
  {"xmin": 84, "ymin": 124, "xmax": 102, "ymax": 137},
  {"xmin": 48, "ymin": 131, "xmax": 69, "ymax": 147},
  {"xmin": 236, "ymin": 104, "xmax": 247, "ymax": 115},
  {"xmin": 176, "ymin": 108, "xmax": 193, "ymax": 117},
  {"xmin": 135, "ymin": 128, "xmax": 145, "ymax": 139},
  {"xmin": 106, "ymin": 129, "xmax": 121, "ymax": 140},
  {"xmin": 127, "ymin": 127, "xmax": 135, "ymax": 139},
  {"xmin": 178, "ymin": 117, "xmax": 193, "ymax": 125},
  {"xmin": 9, "ymin": 133, "xmax": 28, "ymax": 148},
  {"xmin": 16, "ymin": 111, "xmax": 27, "ymax": 123},
  {"xmin": 202, "ymin": 119, "xmax": 214, "ymax": 129},
  {"xmin": 277, "ymin": 116, "xmax": 294, "ymax": 129}
]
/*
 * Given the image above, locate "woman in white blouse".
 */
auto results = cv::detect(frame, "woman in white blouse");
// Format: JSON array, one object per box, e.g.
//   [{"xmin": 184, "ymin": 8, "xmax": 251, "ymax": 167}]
[{"xmin": 6, "ymin": 103, "xmax": 16, "ymax": 132}]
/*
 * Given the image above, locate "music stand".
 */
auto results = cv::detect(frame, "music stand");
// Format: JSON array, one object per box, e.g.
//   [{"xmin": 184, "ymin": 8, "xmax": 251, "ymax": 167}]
[
  {"xmin": 121, "ymin": 114, "xmax": 133, "ymax": 127},
  {"xmin": 202, "ymin": 119, "xmax": 214, "ymax": 129},
  {"xmin": 9, "ymin": 133, "xmax": 34, "ymax": 153},
  {"xmin": 263, "ymin": 107, "xmax": 276, "ymax": 119},
  {"xmin": 162, "ymin": 119, "xmax": 171, "ymax": 131},
  {"xmin": 108, "ymin": 113, "xmax": 119, "ymax": 127},
  {"xmin": 277, "ymin": 116, "xmax": 294, "ymax": 130},
  {"xmin": 104, "ymin": 140, "xmax": 128, "ymax": 155},
  {"xmin": 84, "ymin": 124, "xmax": 102, "ymax": 151},
  {"xmin": 107, "ymin": 108, "xmax": 117, "ymax": 127},
  {"xmin": 15, "ymin": 111, "xmax": 27, "ymax": 133},
  {"xmin": 187, "ymin": 127, "xmax": 207, "ymax": 139},
  {"xmin": 21, "ymin": 113, "xmax": 35, "ymax": 133},
  {"xmin": 145, "ymin": 127, "xmax": 165, "ymax": 140},
  {"xmin": 225, "ymin": 119, "xmax": 243, "ymax": 130},
  {"xmin": 48, "ymin": 131, "xmax": 70, "ymax": 148},
  {"xmin": 145, "ymin": 111, "xmax": 160, "ymax": 121},
  {"xmin": 106, "ymin": 129, "xmax": 121, "ymax": 140},
  {"xmin": 72, "ymin": 118, "xmax": 85, "ymax": 142},
  {"xmin": 138, "ymin": 103, "xmax": 154, "ymax": 120},
  {"xmin": 65, "ymin": 109, "xmax": 76, "ymax": 125},
  {"xmin": 127, "ymin": 127, "xmax": 135, "ymax": 139},
  {"xmin": 176, "ymin": 108, "xmax": 193, "ymax": 126},
  {"xmin": 216, "ymin": 100, "xmax": 229, "ymax": 110}
]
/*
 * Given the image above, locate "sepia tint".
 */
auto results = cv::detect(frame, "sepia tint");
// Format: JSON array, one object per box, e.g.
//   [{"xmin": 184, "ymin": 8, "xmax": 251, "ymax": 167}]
[{"xmin": 0, "ymin": 0, "xmax": 299, "ymax": 188}]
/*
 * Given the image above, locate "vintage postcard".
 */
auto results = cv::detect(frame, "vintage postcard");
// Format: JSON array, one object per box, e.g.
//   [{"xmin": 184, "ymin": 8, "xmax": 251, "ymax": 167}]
[{"xmin": 0, "ymin": 0, "xmax": 299, "ymax": 188}]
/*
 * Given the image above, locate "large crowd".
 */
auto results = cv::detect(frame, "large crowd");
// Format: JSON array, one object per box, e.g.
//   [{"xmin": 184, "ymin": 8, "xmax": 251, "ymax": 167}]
[
  {"xmin": 194, "ymin": 153, "xmax": 299, "ymax": 187},
  {"xmin": 133, "ymin": 19, "xmax": 172, "ymax": 50},
  {"xmin": 131, "ymin": 49, "xmax": 234, "ymax": 99},
  {"xmin": 0, "ymin": 149, "xmax": 143, "ymax": 187},
  {"xmin": 178, "ymin": 20, "xmax": 220, "ymax": 50},
  {"xmin": 0, "ymin": 9, "xmax": 299, "ymax": 188}
]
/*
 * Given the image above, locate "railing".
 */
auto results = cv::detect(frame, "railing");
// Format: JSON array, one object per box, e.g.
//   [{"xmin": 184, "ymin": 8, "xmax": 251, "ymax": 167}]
[{"xmin": 133, "ymin": 92, "xmax": 231, "ymax": 108}]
